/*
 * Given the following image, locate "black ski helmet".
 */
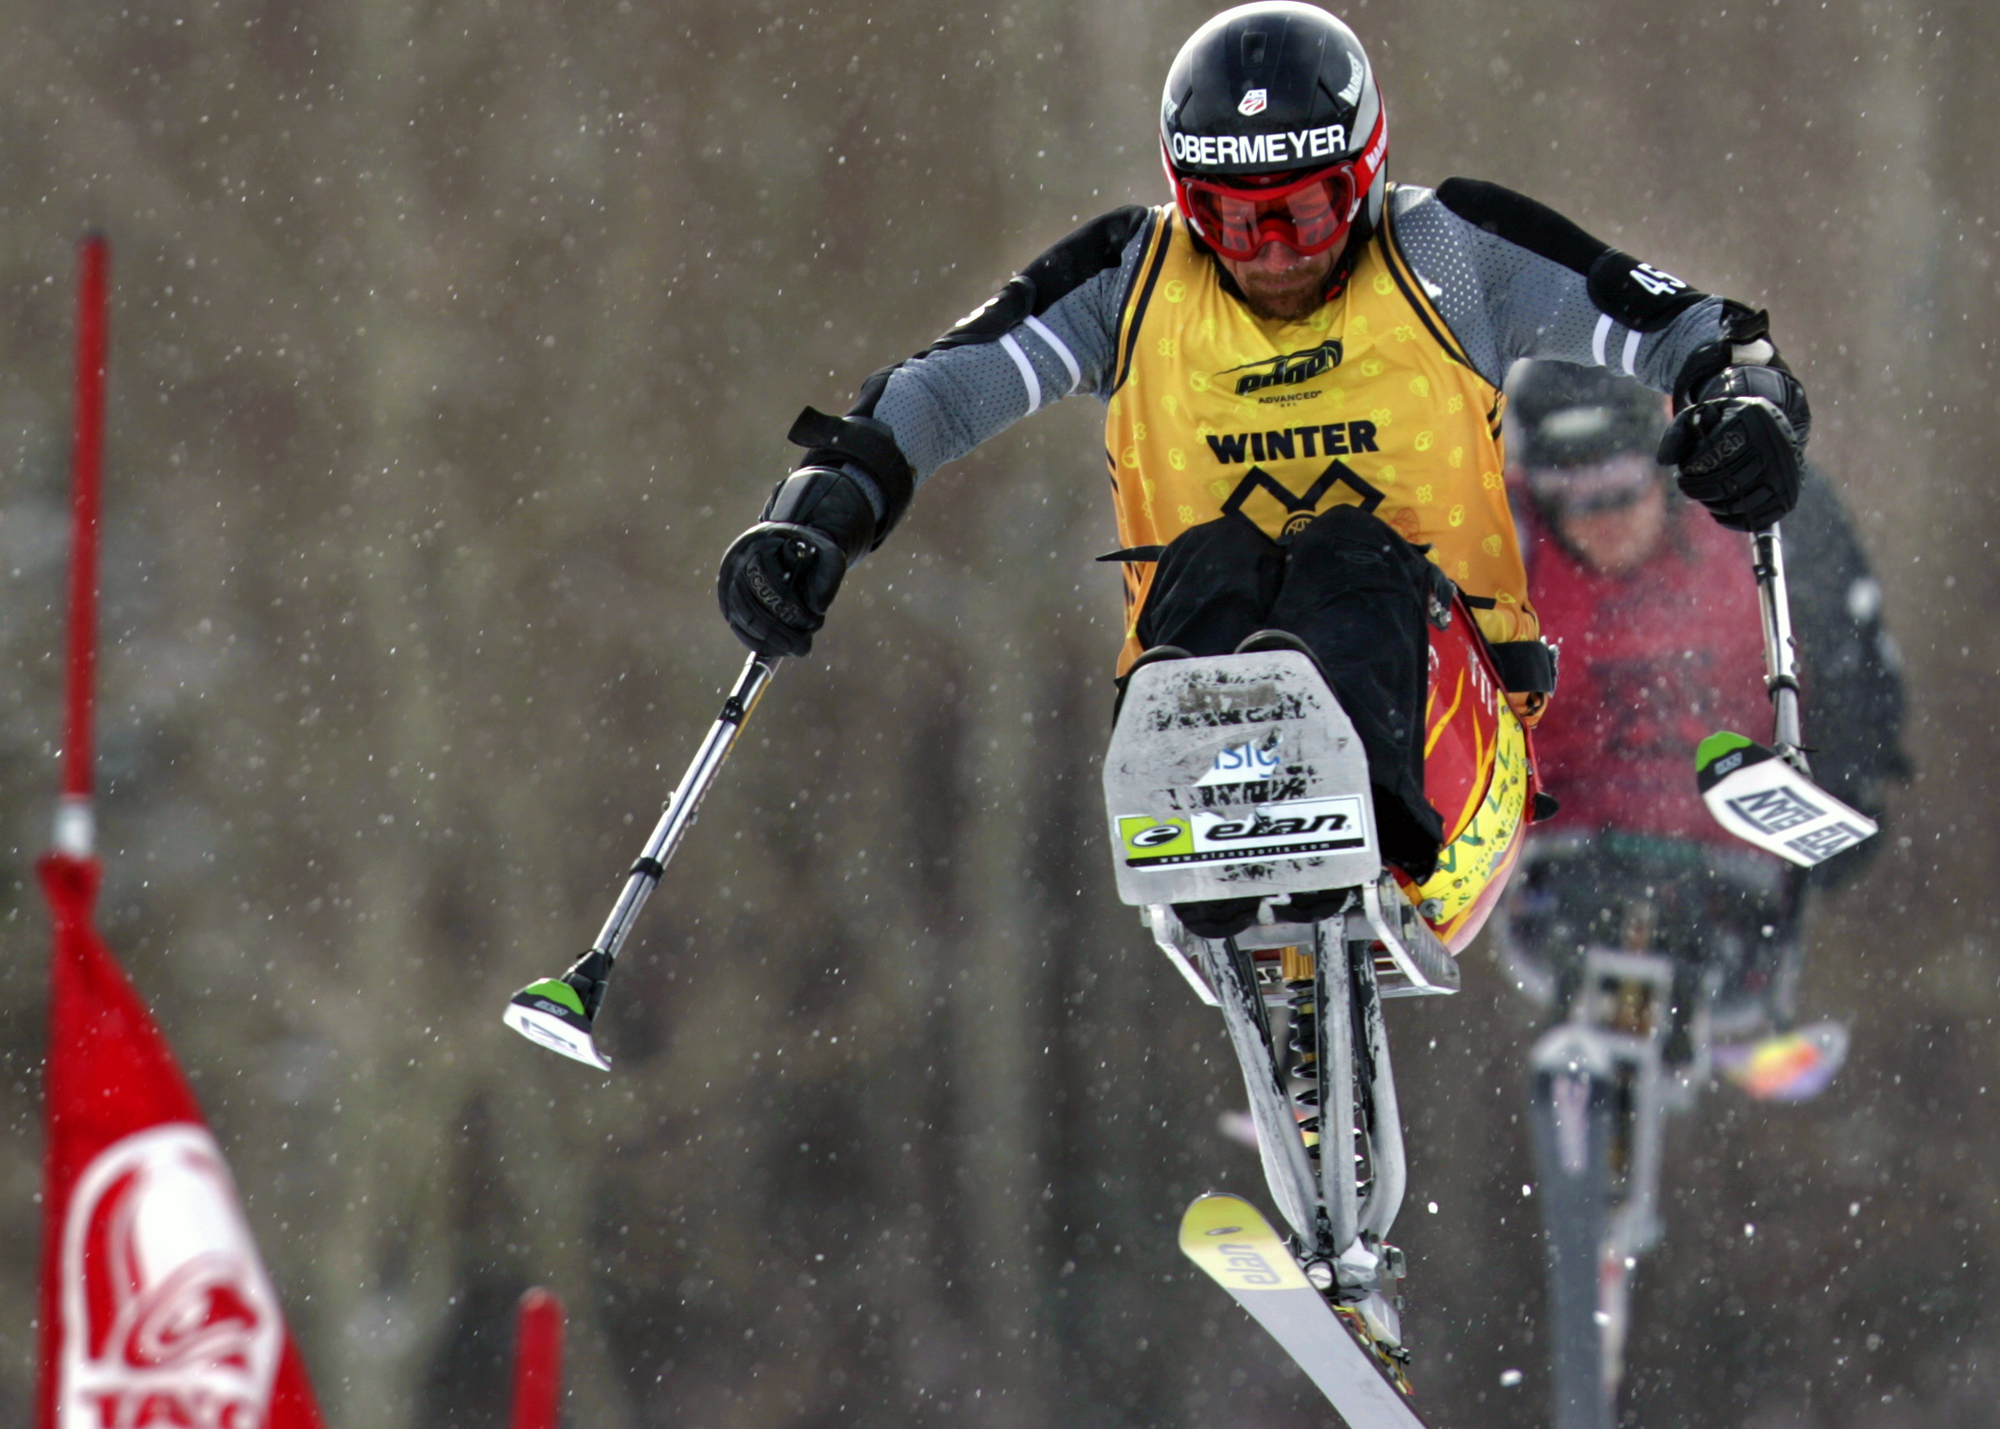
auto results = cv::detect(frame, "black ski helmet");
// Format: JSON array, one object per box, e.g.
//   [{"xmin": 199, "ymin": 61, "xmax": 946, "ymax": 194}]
[
  {"xmin": 1507, "ymin": 361, "xmax": 1672, "ymax": 520},
  {"xmin": 1160, "ymin": 4, "xmax": 1388, "ymax": 248},
  {"xmin": 1508, "ymin": 361, "xmax": 1669, "ymax": 472}
]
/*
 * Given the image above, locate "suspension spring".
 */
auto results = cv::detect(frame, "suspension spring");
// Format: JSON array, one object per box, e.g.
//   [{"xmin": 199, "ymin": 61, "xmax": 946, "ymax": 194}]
[{"xmin": 1282, "ymin": 946, "xmax": 1320, "ymax": 1161}]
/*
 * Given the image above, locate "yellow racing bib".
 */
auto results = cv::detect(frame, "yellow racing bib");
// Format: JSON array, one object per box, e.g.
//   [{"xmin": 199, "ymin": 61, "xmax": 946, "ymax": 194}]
[{"xmin": 1105, "ymin": 194, "xmax": 1537, "ymax": 673}]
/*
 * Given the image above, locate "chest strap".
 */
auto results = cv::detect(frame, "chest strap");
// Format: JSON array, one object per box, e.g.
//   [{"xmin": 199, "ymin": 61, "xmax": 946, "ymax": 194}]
[{"xmin": 1486, "ymin": 638, "xmax": 1559, "ymax": 695}]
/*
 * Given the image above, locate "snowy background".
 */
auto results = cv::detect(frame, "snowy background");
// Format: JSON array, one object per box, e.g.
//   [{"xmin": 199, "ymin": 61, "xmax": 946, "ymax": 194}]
[{"xmin": 0, "ymin": 1, "xmax": 1994, "ymax": 1425}]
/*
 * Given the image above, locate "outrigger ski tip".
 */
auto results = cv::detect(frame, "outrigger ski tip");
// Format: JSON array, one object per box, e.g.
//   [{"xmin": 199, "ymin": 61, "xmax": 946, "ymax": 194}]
[
  {"xmin": 1698, "ymin": 525, "xmax": 1879, "ymax": 869},
  {"xmin": 503, "ymin": 976, "xmax": 612, "ymax": 1072},
  {"xmin": 1696, "ymin": 730, "xmax": 1878, "ymax": 868}
]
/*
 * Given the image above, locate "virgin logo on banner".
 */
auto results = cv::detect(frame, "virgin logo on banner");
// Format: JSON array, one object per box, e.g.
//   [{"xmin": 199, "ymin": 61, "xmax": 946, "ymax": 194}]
[
  {"xmin": 59, "ymin": 1125, "xmax": 284, "ymax": 1427},
  {"xmin": 37, "ymin": 852, "xmax": 326, "ymax": 1429}
]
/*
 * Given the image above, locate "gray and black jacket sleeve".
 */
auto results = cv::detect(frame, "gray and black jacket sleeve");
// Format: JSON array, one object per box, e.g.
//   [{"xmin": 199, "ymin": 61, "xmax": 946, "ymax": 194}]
[
  {"xmin": 1386, "ymin": 179, "xmax": 1731, "ymax": 394},
  {"xmin": 848, "ymin": 181, "xmax": 1745, "ymax": 489}
]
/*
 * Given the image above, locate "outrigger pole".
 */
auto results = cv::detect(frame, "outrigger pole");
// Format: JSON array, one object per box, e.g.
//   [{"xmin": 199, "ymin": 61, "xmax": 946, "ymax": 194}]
[{"xmin": 503, "ymin": 652, "xmax": 780, "ymax": 1069}]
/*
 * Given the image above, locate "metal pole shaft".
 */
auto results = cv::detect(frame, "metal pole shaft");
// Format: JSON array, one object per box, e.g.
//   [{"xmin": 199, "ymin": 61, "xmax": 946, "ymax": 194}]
[
  {"xmin": 587, "ymin": 652, "xmax": 778, "ymax": 964},
  {"xmin": 1750, "ymin": 527, "xmax": 1809, "ymax": 771}
]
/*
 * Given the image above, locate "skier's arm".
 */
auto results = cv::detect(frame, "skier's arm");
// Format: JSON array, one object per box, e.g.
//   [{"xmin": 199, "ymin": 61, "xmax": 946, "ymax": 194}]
[
  {"xmin": 862, "ymin": 206, "xmax": 1152, "ymax": 479},
  {"xmin": 719, "ymin": 209, "xmax": 1151, "ymax": 655},
  {"xmin": 1389, "ymin": 181, "xmax": 1718, "ymax": 392},
  {"xmin": 1393, "ymin": 181, "xmax": 1809, "ymax": 531}
]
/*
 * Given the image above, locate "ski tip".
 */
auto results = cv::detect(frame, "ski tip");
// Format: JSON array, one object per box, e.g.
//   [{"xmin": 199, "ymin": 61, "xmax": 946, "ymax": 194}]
[
  {"xmin": 1178, "ymin": 1193, "xmax": 1311, "ymax": 1290},
  {"xmin": 1715, "ymin": 1022, "xmax": 1849, "ymax": 1102},
  {"xmin": 504, "ymin": 982, "xmax": 612, "ymax": 1072}
]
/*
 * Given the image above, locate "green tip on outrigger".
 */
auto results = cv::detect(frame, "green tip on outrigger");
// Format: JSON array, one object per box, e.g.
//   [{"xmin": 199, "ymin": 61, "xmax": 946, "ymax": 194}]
[{"xmin": 503, "ymin": 955, "xmax": 613, "ymax": 1071}]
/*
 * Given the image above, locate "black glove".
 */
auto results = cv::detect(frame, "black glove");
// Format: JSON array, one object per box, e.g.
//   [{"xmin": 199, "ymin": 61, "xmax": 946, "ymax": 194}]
[
  {"xmin": 1658, "ymin": 309, "xmax": 1811, "ymax": 532},
  {"xmin": 717, "ymin": 408, "xmax": 916, "ymax": 657},
  {"xmin": 718, "ymin": 518, "xmax": 852, "ymax": 657}
]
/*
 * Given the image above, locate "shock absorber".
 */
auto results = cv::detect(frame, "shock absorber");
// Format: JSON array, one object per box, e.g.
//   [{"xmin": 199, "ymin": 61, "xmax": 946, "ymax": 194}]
[{"xmin": 1282, "ymin": 945, "xmax": 1320, "ymax": 1161}]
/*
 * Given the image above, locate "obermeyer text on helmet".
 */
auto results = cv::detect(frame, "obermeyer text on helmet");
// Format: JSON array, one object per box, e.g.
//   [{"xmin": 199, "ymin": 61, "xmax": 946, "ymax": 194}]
[{"xmin": 1169, "ymin": 126, "xmax": 1349, "ymax": 170}]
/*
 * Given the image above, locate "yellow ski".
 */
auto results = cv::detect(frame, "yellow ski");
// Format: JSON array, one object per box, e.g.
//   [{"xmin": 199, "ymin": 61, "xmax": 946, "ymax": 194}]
[{"xmin": 1180, "ymin": 1193, "xmax": 1433, "ymax": 1429}]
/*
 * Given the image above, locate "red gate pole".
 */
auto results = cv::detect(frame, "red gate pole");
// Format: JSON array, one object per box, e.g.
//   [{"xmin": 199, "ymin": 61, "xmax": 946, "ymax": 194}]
[
  {"xmin": 509, "ymin": 1287, "xmax": 564, "ymax": 1429},
  {"xmin": 58, "ymin": 233, "xmax": 109, "ymax": 858}
]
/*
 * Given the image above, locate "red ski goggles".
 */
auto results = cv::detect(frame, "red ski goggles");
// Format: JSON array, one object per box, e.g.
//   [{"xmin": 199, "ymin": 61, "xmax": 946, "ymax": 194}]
[{"xmin": 1167, "ymin": 112, "xmax": 1387, "ymax": 263}]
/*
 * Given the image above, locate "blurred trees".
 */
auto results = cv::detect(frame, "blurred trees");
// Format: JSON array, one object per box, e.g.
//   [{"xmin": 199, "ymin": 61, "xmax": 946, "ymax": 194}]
[{"xmin": 0, "ymin": 1, "xmax": 1993, "ymax": 1426}]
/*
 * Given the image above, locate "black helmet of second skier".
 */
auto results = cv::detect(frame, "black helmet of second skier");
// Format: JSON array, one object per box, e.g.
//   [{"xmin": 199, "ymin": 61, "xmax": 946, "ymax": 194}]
[
  {"xmin": 1160, "ymin": 3, "xmax": 1387, "ymax": 267},
  {"xmin": 1507, "ymin": 361, "xmax": 1672, "ymax": 521}
]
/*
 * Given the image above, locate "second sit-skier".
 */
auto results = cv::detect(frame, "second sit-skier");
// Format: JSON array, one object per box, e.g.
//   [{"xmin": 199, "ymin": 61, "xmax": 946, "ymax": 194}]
[
  {"xmin": 1493, "ymin": 359, "xmax": 1906, "ymax": 1429},
  {"xmin": 1498, "ymin": 358, "xmax": 1907, "ymax": 1081}
]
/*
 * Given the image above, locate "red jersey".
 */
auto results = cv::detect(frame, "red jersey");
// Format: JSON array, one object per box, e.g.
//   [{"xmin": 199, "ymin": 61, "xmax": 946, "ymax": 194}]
[{"xmin": 1523, "ymin": 502, "xmax": 1771, "ymax": 846}]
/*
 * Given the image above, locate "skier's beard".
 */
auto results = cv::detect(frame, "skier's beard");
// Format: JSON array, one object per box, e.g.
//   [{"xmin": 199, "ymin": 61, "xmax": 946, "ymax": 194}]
[{"xmin": 1220, "ymin": 242, "xmax": 1337, "ymax": 323}]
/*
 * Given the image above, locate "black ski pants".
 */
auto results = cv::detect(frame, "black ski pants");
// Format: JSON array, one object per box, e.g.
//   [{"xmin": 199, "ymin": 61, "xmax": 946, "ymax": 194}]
[{"xmin": 1133, "ymin": 505, "xmax": 1447, "ymax": 883}]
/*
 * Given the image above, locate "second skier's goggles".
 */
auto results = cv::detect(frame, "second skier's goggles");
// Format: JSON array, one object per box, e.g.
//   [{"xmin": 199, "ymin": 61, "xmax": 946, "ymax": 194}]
[
  {"xmin": 1524, "ymin": 451, "xmax": 1662, "ymax": 519},
  {"xmin": 1167, "ymin": 113, "xmax": 1386, "ymax": 262}
]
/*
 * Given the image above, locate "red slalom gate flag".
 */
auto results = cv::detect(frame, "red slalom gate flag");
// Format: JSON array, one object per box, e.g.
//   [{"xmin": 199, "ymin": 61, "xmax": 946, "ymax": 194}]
[
  {"xmin": 509, "ymin": 1288, "xmax": 563, "ymax": 1429},
  {"xmin": 36, "ymin": 852, "xmax": 329, "ymax": 1429}
]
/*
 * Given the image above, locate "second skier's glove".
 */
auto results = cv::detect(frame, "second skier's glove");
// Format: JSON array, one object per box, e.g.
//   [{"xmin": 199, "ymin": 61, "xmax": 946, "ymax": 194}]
[
  {"xmin": 1658, "ymin": 307, "xmax": 1811, "ymax": 533},
  {"xmin": 717, "ymin": 408, "xmax": 915, "ymax": 657}
]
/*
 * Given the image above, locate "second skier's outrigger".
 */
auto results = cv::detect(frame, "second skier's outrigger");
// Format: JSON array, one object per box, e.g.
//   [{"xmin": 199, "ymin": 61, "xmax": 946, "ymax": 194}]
[{"xmin": 507, "ymin": 3, "xmax": 1834, "ymax": 1422}]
